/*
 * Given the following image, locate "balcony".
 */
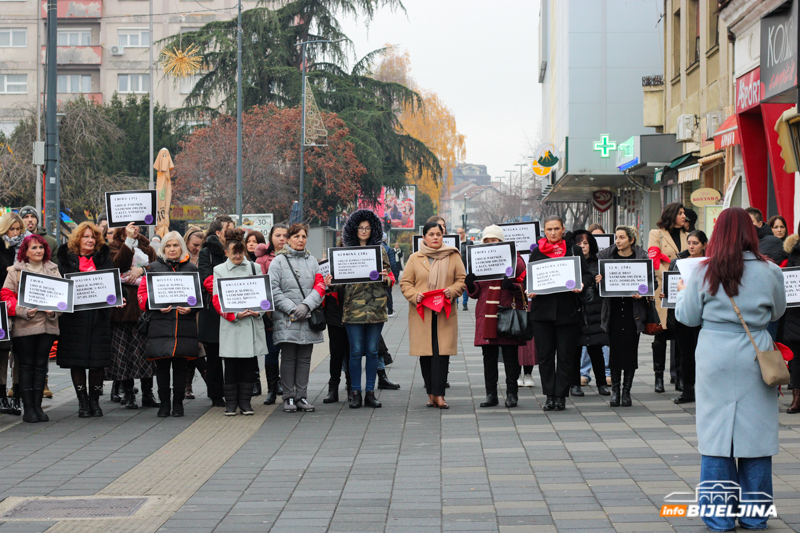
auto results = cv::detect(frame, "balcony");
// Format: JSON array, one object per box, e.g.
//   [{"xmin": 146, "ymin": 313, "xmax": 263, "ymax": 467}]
[
  {"xmin": 41, "ymin": 45, "xmax": 102, "ymax": 65},
  {"xmin": 41, "ymin": 0, "xmax": 102, "ymax": 18}
]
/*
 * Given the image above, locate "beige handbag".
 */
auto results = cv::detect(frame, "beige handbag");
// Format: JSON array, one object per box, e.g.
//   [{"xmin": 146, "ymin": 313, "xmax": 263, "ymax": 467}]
[{"xmin": 730, "ymin": 296, "xmax": 790, "ymax": 387}]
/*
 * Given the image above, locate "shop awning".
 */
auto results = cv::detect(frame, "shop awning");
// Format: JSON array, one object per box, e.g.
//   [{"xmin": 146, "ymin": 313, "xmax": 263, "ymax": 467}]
[
  {"xmin": 678, "ymin": 163, "xmax": 701, "ymax": 183},
  {"xmin": 698, "ymin": 152, "xmax": 725, "ymax": 166},
  {"xmin": 714, "ymin": 115, "xmax": 739, "ymax": 150},
  {"xmin": 666, "ymin": 153, "xmax": 694, "ymax": 169}
]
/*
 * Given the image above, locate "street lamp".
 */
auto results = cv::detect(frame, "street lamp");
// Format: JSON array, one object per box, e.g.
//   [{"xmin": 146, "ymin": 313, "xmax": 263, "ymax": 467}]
[
  {"xmin": 515, "ymin": 163, "xmax": 527, "ymax": 221},
  {"xmin": 295, "ymin": 38, "xmax": 345, "ymax": 222}
]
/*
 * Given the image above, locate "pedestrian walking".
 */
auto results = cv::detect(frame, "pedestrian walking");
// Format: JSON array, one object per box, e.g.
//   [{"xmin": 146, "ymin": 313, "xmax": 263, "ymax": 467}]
[
  {"xmin": 400, "ymin": 220, "xmax": 466, "ymax": 409},
  {"xmin": 528, "ymin": 215, "xmax": 592, "ymax": 412},
  {"xmin": 1, "ymin": 235, "xmax": 60, "ymax": 423},
  {"xmin": 210, "ymin": 230, "xmax": 266, "ymax": 416},
  {"xmin": 268, "ymin": 223, "xmax": 325, "ymax": 413},
  {"xmin": 198, "ymin": 215, "xmax": 234, "ymax": 407},
  {"xmin": 596, "ymin": 226, "xmax": 649, "ymax": 407},
  {"xmin": 255, "ymin": 223, "xmax": 288, "ymax": 405},
  {"xmin": 676, "ymin": 207, "xmax": 786, "ymax": 532},
  {"xmin": 57, "ymin": 222, "xmax": 115, "ymax": 418},
  {"xmin": 466, "ymin": 225, "xmax": 526, "ymax": 408},
  {"xmin": 341, "ymin": 210, "xmax": 396, "ymax": 409},
  {"xmin": 647, "ymin": 202, "xmax": 688, "ymax": 393},
  {"xmin": 0, "ymin": 212, "xmax": 23, "ymax": 415},
  {"xmin": 183, "ymin": 226, "xmax": 206, "ymax": 400},
  {"xmin": 106, "ymin": 224, "xmax": 158, "ymax": 409},
  {"xmin": 137, "ymin": 232, "xmax": 200, "ymax": 417}
]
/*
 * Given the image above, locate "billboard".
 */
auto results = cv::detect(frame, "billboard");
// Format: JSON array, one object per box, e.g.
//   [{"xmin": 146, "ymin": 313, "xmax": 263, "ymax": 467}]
[{"xmin": 358, "ymin": 186, "xmax": 416, "ymax": 230}]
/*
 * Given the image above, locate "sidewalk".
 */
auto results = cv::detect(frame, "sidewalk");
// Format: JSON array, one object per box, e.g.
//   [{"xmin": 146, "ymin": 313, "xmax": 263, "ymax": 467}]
[{"xmin": 0, "ymin": 286, "xmax": 798, "ymax": 532}]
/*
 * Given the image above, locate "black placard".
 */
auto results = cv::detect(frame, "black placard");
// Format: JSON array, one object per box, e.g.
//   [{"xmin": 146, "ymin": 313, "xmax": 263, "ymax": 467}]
[
  {"xmin": 661, "ymin": 271, "xmax": 682, "ymax": 309},
  {"xmin": 598, "ymin": 259, "xmax": 655, "ymax": 297},
  {"xmin": 216, "ymin": 274, "xmax": 273, "ymax": 313},
  {"xmin": 18, "ymin": 271, "xmax": 75, "ymax": 313},
  {"xmin": 105, "ymin": 190, "xmax": 158, "ymax": 228},
  {"xmin": 0, "ymin": 302, "xmax": 9, "ymax": 342},
  {"xmin": 145, "ymin": 271, "xmax": 203, "ymax": 309},
  {"xmin": 328, "ymin": 246, "xmax": 383, "ymax": 285},
  {"xmin": 466, "ymin": 242, "xmax": 517, "ymax": 281},
  {"xmin": 526, "ymin": 255, "xmax": 582, "ymax": 295},
  {"xmin": 64, "ymin": 268, "xmax": 124, "ymax": 311}
]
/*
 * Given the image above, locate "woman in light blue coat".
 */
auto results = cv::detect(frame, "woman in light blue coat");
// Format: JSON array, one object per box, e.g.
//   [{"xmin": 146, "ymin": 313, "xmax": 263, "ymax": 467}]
[{"xmin": 676, "ymin": 207, "xmax": 786, "ymax": 532}]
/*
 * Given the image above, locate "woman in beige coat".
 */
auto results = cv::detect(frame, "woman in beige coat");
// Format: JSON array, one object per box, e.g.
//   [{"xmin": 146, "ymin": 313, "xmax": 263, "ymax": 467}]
[
  {"xmin": 400, "ymin": 220, "xmax": 466, "ymax": 409},
  {"xmin": 647, "ymin": 202, "xmax": 688, "ymax": 393}
]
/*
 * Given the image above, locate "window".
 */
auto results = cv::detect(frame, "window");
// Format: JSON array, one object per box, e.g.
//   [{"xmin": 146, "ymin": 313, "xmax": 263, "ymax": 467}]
[
  {"xmin": 688, "ymin": 0, "xmax": 699, "ymax": 65},
  {"xmin": 0, "ymin": 122, "xmax": 16, "ymax": 137},
  {"xmin": 118, "ymin": 28, "xmax": 149, "ymax": 47},
  {"xmin": 707, "ymin": 0, "xmax": 719, "ymax": 50},
  {"xmin": 179, "ymin": 74, "xmax": 201, "ymax": 94},
  {"xmin": 0, "ymin": 74, "xmax": 27, "ymax": 94},
  {"xmin": 57, "ymin": 74, "xmax": 91, "ymax": 93},
  {"xmin": 118, "ymin": 73, "xmax": 149, "ymax": 93},
  {"xmin": 57, "ymin": 29, "xmax": 91, "ymax": 46},
  {"xmin": 672, "ymin": 8, "xmax": 681, "ymax": 77},
  {"xmin": 0, "ymin": 28, "xmax": 26, "ymax": 48}
]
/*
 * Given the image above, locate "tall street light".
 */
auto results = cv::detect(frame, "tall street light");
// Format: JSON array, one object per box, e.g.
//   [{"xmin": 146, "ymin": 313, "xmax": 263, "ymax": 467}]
[
  {"xmin": 295, "ymin": 38, "xmax": 343, "ymax": 222},
  {"xmin": 515, "ymin": 163, "xmax": 527, "ymax": 221}
]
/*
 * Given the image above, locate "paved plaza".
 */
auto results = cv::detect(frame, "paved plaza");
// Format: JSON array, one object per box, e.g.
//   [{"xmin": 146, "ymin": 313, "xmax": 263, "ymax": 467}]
[{"xmin": 0, "ymin": 287, "xmax": 798, "ymax": 532}]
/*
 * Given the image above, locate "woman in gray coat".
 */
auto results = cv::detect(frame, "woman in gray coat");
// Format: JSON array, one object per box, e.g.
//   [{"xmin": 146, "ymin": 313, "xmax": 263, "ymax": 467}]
[
  {"xmin": 676, "ymin": 207, "xmax": 786, "ymax": 532},
  {"xmin": 268, "ymin": 223, "xmax": 325, "ymax": 414}
]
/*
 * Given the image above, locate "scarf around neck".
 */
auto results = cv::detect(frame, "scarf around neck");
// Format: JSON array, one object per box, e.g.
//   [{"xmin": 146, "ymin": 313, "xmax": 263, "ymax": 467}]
[
  {"xmin": 418, "ymin": 242, "xmax": 459, "ymax": 291},
  {"xmin": 537, "ymin": 238, "xmax": 566, "ymax": 258}
]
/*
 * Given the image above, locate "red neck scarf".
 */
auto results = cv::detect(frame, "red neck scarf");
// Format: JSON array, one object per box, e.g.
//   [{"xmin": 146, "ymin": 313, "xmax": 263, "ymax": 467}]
[
  {"xmin": 536, "ymin": 238, "xmax": 566, "ymax": 258},
  {"xmin": 79, "ymin": 256, "xmax": 96, "ymax": 272}
]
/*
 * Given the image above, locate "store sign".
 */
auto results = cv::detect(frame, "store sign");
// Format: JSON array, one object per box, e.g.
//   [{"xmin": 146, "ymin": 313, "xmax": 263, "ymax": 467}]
[
  {"xmin": 690, "ymin": 188, "xmax": 722, "ymax": 207},
  {"xmin": 593, "ymin": 134, "xmax": 617, "ymax": 158},
  {"xmin": 761, "ymin": 0, "xmax": 799, "ymax": 102},
  {"xmin": 533, "ymin": 142, "xmax": 560, "ymax": 176},
  {"xmin": 592, "ymin": 190, "xmax": 614, "ymax": 213},
  {"xmin": 736, "ymin": 67, "xmax": 761, "ymax": 113},
  {"xmin": 616, "ymin": 136, "xmax": 640, "ymax": 171},
  {"xmin": 705, "ymin": 205, "xmax": 723, "ymax": 236},
  {"xmin": 169, "ymin": 205, "xmax": 202, "ymax": 221}
]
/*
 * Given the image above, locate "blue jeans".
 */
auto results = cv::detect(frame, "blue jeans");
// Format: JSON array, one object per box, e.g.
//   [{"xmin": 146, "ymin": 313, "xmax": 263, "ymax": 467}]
[
  {"xmin": 580, "ymin": 346, "xmax": 610, "ymax": 382},
  {"xmin": 767, "ymin": 320, "xmax": 779, "ymax": 342},
  {"xmin": 461, "ymin": 291, "xmax": 468, "ymax": 307},
  {"xmin": 700, "ymin": 455, "xmax": 773, "ymax": 531},
  {"xmin": 345, "ymin": 323, "xmax": 383, "ymax": 393},
  {"xmin": 264, "ymin": 330, "xmax": 280, "ymax": 366}
]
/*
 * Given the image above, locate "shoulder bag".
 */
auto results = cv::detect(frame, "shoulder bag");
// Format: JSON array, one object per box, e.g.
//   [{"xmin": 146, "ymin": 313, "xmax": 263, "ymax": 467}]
[
  {"xmin": 497, "ymin": 285, "xmax": 534, "ymax": 341},
  {"xmin": 284, "ymin": 256, "xmax": 327, "ymax": 332},
  {"xmin": 730, "ymin": 296, "xmax": 790, "ymax": 387},
  {"xmin": 643, "ymin": 299, "xmax": 664, "ymax": 336}
]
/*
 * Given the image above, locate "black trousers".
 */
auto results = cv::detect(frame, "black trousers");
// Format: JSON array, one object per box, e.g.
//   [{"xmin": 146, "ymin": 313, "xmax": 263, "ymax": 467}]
[
  {"xmin": 386, "ymin": 286, "xmax": 394, "ymax": 314},
  {"xmin": 14, "ymin": 334, "xmax": 56, "ymax": 392},
  {"xmin": 202, "ymin": 342, "xmax": 224, "ymax": 400},
  {"xmin": 652, "ymin": 329, "xmax": 674, "ymax": 374},
  {"xmin": 675, "ymin": 323, "xmax": 699, "ymax": 389},
  {"xmin": 223, "ymin": 357, "xmax": 257, "ymax": 385},
  {"xmin": 155, "ymin": 358, "xmax": 187, "ymax": 393},
  {"xmin": 573, "ymin": 345, "xmax": 606, "ymax": 385},
  {"xmin": 790, "ymin": 342, "xmax": 800, "ymax": 386},
  {"xmin": 419, "ymin": 313, "xmax": 449, "ymax": 396},
  {"xmin": 328, "ymin": 324, "xmax": 351, "ymax": 387},
  {"xmin": 482, "ymin": 345, "xmax": 520, "ymax": 395},
  {"xmin": 186, "ymin": 357, "xmax": 208, "ymax": 385},
  {"xmin": 532, "ymin": 322, "xmax": 579, "ymax": 398}
]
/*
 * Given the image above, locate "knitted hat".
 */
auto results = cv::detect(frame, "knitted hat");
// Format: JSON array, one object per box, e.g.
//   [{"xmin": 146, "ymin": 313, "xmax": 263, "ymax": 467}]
[
  {"xmin": 482, "ymin": 225, "xmax": 504, "ymax": 243},
  {"xmin": 18, "ymin": 206, "xmax": 39, "ymax": 222}
]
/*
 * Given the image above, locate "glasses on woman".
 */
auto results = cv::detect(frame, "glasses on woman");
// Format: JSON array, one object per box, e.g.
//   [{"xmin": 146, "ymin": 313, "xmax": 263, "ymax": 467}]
[{"xmin": 358, "ymin": 227, "xmax": 371, "ymax": 233}]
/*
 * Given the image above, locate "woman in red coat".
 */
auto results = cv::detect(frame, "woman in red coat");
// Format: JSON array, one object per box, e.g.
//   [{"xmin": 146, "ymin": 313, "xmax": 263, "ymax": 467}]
[{"xmin": 466, "ymin": 225, "xmax": 527, "ymax": 408}]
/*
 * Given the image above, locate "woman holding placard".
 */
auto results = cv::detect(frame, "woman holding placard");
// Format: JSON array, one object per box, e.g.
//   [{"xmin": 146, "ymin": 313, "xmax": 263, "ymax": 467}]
[
  {"xmin": 137, "ymin": 232, "xmax": 200, "ymax": 417},
  {"xmin": 211, "ymin": 230, "xmax": 266, "ymax": 416},
  {"xmin": 1, "ymin": 235, "xmax": 60, "ymax": 423},
  {"xmin": 528, "ymin": 216, "xmax": 592, "ymax": 412},
  {"xmin": 57, "ymin": 222, "xmax": 115, "ymax": 418},
  {"xmin": 0, "ymin": 212, "xmax": 23, "ymax": 416},
  {"xmin": 781, "ymin": 224, "xmax": 800, "ymax": 412},
  {"xmin": 241, "ymin": 229, "xmax": 266, "ymax": 398},
  {"xmin": 595, "ymin": 226, "xmax": 649, "ymax": 407},
  {"xmin": 401, "ymin": 220, "xmax": 466, "ymax": 409},
  {"xmin": 466, "ymin": 225, "xmax": 526, "ymax": 408}
]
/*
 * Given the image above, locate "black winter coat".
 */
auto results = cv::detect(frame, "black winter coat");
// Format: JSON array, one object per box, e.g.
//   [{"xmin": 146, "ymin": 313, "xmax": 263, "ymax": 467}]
[
  {"xmin": 0, "ymin": 244, "xmax": 14, "ymax": 349},
  {"xmin": 528, "ymin": 244, "xmax": 593, "ymax": 325},
  {"xmin": 197, "ymin": 235, "xmax": 226, "ymax": 343},
  {"xmin": 56, "ymin": 244, "xmax": 114, "ymax": 369},
  {"xmin": 756, "ymin": 223, "xmax": 788, "ymax": 264},
  {"xmin": 142, "ymin": 258, "xmax": 200, "ymax": 360},
  {"xmin": 782, "ymin": 234, "xmax": 800, "ymax": 343},
  {"xmin": 324, "ymin": 286, "xmax": 345, "ymax": 327},
  {"xmin": 597, "ymin": 245, "xmax": 650, "ymax": 334},
  {"xmin": 579, "ymin": 255, "xmax": 609, "ymax": 346}
]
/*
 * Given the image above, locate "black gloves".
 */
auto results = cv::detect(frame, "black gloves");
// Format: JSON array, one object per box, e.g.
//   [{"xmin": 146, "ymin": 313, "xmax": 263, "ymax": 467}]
[
  {"xmin": 465, "ymin": 273, "xmax": 477, "ymax": 293},
  {"xmin": 501, "ymin": 276, "xmax": 516, "ymax": 291}
]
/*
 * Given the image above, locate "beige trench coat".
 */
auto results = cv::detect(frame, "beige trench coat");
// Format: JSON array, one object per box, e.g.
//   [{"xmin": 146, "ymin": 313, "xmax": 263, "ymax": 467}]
[
  {"xmin": 648, "ymin": 227, "xmax": 688, "ymax": 329},
  {"xmin": 400, "ymin": 250, "xmax": 466, "ymax": 356}
]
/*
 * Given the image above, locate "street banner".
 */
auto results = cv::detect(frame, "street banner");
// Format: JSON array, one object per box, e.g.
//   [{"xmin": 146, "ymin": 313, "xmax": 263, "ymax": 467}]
[
  {"xmin": 498, "ymin": 222, "xmax": 540, "ymax": 256},
  {"xmin": 784, "ymin": 267, "xmax": 800, "ymax": 308},
  {"xmin": 145, "ymin": 271, "xmax": 203, "ymax": 309},
  {"xmin": 216, "ymin": 275, "xmax": 273, "ymax": 313},
  {"xmin": 328, "ymin": 246, "xmax": 382, "ymax": 285},
  {"xmin": 413, "ymin": 234, "xmax": 459, "ymax": 254},
  {"xmin": 526, "ymin": 256, "xmax": 581, "ymax": 295},
  {"xmin": 676, "ymin": 257, "xmax": 706, "ymax": 284},
  {"xmin": 105, "ymin": 190, "xmax": 158, "ymax": 228},
  {"xmin": 593, "ymin": 234, "xmax": 614, "ymax": 251},
  {"xmin": 661, "ymin": 271, "xmax": 681, "ymax": 309},
  {"xmin": 230, "ymin": 214, "xmax": 274, "ymax": 238},
  {"xmin": 64, "ymin": 269, "xmax": 124, "ymax": 311},
  {"xmin": 598, "ymin": 259, "xmax": 655, "ymax": 297},
  {"xmin": 318, "ymin": 260, "xmax": 330, "ymax": 279},
  {"xmin": 466, "ymin": 242, "xmax": 516, "ymax": 281},
  {"xmin": 18, "ymin": 271, "xmax": 74, "ymax": 313}
]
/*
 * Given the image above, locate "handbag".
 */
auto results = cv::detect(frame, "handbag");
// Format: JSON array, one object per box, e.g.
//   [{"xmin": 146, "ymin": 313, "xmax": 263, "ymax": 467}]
[
  {"xmin": 729, "ymin": 296, "xmax": 790, "ymax": 387},
  {"xmin": 284, "ymin": 256, "xmax": 327, "ymax": 332},
  {"xmin": 136, "ymin": 311, "xmax": 151, "ymax": 335},
  {"xmin": 643, "ymin": 299, "xmax": 664, "ymax": 336},
  {"xmin": 497, "ymin": 286, "xmax": 534, "ymax": 341}
]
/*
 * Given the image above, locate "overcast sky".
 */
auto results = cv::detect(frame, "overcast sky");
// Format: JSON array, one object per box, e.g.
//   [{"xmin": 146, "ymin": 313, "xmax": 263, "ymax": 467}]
[{"xmin": 340, "ymin": 0, "xmax": 541, "ymax": 182}]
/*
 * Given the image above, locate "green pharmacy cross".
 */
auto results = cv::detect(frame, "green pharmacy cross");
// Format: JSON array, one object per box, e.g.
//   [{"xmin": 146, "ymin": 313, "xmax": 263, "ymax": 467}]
[{"xmin": 593, "ymin": 134, "xmax": 617, "ymax": 158}]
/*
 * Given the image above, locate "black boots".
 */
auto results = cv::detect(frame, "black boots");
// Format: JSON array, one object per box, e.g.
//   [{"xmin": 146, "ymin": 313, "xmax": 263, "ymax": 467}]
[
  {"xmin": 0, "ymin": 386, "xmax": 12, "ymax": 415},
  {"xmin": 32, "ymin": 370, "xmax": 48, "ymax": 422},
  {"xmin": 654, "ymin": 372, "xmax": 665, "ymax": 393},
  {"xmin": 505, "ymin": 392, "xmax": 518, "ymax": 408},
  {"xmin": 263, "ymin": 364, "xmax": 279, "ymax": 406},
  {"xmin": 21, "ymin": 389, "xmax": 37, "ymax": 423},
  {"xmin": 349, "ymin": 390, "xmax": 362, "ymax": 409},
  {"xmin": 610, "ymin": 370, "xmax": 621, "ymax": 407},
  {"xmin": 542, "ymin": 396, "xmax": 556, "ymax": 411},
  {"xmin": 172, "ymin": 389, "xmax": 184, "ymax": 417},
  {"xmin": 121, "ymin": 382, "xmax": 138, "ymax": 410},
  {"xmin": 364, "ymin": 391, "xmax": 381, "ymax": 408},
  {"xmin": 238, "ymin": 382, "xmax": 254, "ymax": 415},
  {"xmin": 597, "ymin": 383, "xmax": 610, "ymax": 396},
  {"xmin": 323, "ymin": 386, "xmax": 339, "ymax": 404},
  {"xmin": 76, "ymin": 385, "xmax": 91, "ymax": 418},
  {"xmin": 157, "ymin": 389, "xmax": 171, "ymax": 418},
  {"xmin": 224, "ymin": 383, "xmax": 238, "ymax": 416},
  {"xmin": 675, "ymin": 375, "xmax": 684, "ymax": 392},
  {"xmin": 621, "ymin": 371, "xmax": 635, "ymax": 407},
  {"xmin": 481, "ymin": 393, "xmax": 499, "ymax": 407},
  {"xmin": 377, "ymin": 369, "xmax": 400, "ymax": 390},
  {"xmin": 110, "ymin": 380, "xmax": 121, "ymax": 402},
  {"xmin": 89, "ymin": 385, "xmax": 103, "ymax": 417},
  {"xmin": 252, "ymin": 370, "xmax": 262, "ymax": 397},
  {"xmin": 9, "ymin": 383, "xmax": 20, "ymax": 416},
  {"xmin": 570, "ymin": 385, "xmax": 584, "ymax": 397},
  {"xmin": 141, "ymin": 379, "xmax": 159, "ymax": 408},
  {"xmin": 554, "ymin": 397, "xmax": 566, "ymax": 411},
  {"xmin": 675, "ymin": 384, "xmax": 696, "ymax": 404}
]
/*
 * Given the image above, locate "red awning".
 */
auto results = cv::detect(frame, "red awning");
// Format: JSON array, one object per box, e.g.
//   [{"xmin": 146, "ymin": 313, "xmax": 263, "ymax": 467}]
[{"xmin": 714, "ymin": 115, "xmax": 739, "ymax": 150}]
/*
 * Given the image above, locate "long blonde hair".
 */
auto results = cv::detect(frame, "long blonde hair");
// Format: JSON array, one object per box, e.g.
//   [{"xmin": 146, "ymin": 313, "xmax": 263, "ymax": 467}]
[{"xmin": 0, "ymin": 212, "xmax": 23, "ymax": 239}]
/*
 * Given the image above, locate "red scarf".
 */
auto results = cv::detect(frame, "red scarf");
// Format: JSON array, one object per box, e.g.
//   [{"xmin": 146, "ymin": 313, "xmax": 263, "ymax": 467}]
[
  {"xmin": 536, "ymin": 238, "xmax": 566, "ymax": 258},
  {"xmin": 416, "ymin": 289, "xmax": 452, "ymax": 321},
  {"xmin": 647, "ymin": 247, "xmax": 672, "ymax": 270},
  {"xmin": 79, "ymin": 256, "xmax": 96, "ymax": 272}
]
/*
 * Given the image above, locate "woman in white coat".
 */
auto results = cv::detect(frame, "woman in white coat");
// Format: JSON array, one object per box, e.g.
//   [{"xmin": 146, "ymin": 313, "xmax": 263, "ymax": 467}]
[{"xmin": 676, "ymin": 207, "xmax": 786, "ymax": 532}]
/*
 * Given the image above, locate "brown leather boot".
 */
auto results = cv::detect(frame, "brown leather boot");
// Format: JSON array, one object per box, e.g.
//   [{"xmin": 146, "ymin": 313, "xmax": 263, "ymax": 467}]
[{"xmin": 788, "ymin": 389, "xmax": 800, "ymax": 414}]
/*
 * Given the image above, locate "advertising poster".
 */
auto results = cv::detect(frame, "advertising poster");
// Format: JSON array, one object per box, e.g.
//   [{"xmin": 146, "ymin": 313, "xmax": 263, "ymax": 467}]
[{"xmin": 358, "ymin": 186, "xmax": 416, "ymax": 229}]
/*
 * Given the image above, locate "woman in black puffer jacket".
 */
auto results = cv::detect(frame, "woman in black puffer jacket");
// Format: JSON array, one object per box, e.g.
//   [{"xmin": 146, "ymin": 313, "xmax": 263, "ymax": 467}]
[
  {"xmin": 783, "ymin": 229, "xmax": 800, "ymax": 413},
  {"xmin": 573, "ymin": 230, "xmax": 609, "ymax": 396}
]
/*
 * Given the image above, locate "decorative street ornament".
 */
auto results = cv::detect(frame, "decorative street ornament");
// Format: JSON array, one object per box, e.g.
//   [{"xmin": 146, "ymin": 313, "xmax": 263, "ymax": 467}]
[
  {"xmin": 533, "ymin": 142, "xmax": 560, "ymax": 176},
  {"xmin": 161, "ymin": 44, "xmax": 202, "ymax": 78},
  {"xmin": 593, "ymin": 134, "xmax": 617, "ymax": 158},
  {"xmin": 592, "ymin": 190, "xmax": 613, "ymax": 213},
  {"xmin": 304, "ymin": 79, "xmax": 328, "ymax": 147}
]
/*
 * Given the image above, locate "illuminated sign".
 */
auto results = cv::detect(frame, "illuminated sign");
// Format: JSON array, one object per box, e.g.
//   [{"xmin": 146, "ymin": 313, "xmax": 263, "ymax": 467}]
[{"xmin": 593, "ymin": 134, "xmax": 617, "ymax": 158}]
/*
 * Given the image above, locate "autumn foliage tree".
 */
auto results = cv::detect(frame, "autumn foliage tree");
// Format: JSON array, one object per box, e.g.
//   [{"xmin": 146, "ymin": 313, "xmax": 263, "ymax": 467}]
[{"xmin": 172, "ymin": 104, "xmax": 365, "ymax": 223}]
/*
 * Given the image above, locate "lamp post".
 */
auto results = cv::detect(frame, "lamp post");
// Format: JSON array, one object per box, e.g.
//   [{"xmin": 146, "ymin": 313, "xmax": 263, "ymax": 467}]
[
  {"xmin": 515, "ymin": 163, "xmax": 527, "ymax": 221},
  {"xmin": 148, "ymin": 0, "xmax": 154, "ymax": 237},
  {"xmin": 44, "ymin": 0, "xmax": 58, "ymax": 238},
  {"xmin": 235, "ymin": 0, "xmax": 243, "ymax": 223},
  {"xmin": 461, "ymin": 192, "xmax": 467, "ymax": 231},
  {"xmin": 295, "ymin": 38, "xmax": 344, "ymax": 222}
]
